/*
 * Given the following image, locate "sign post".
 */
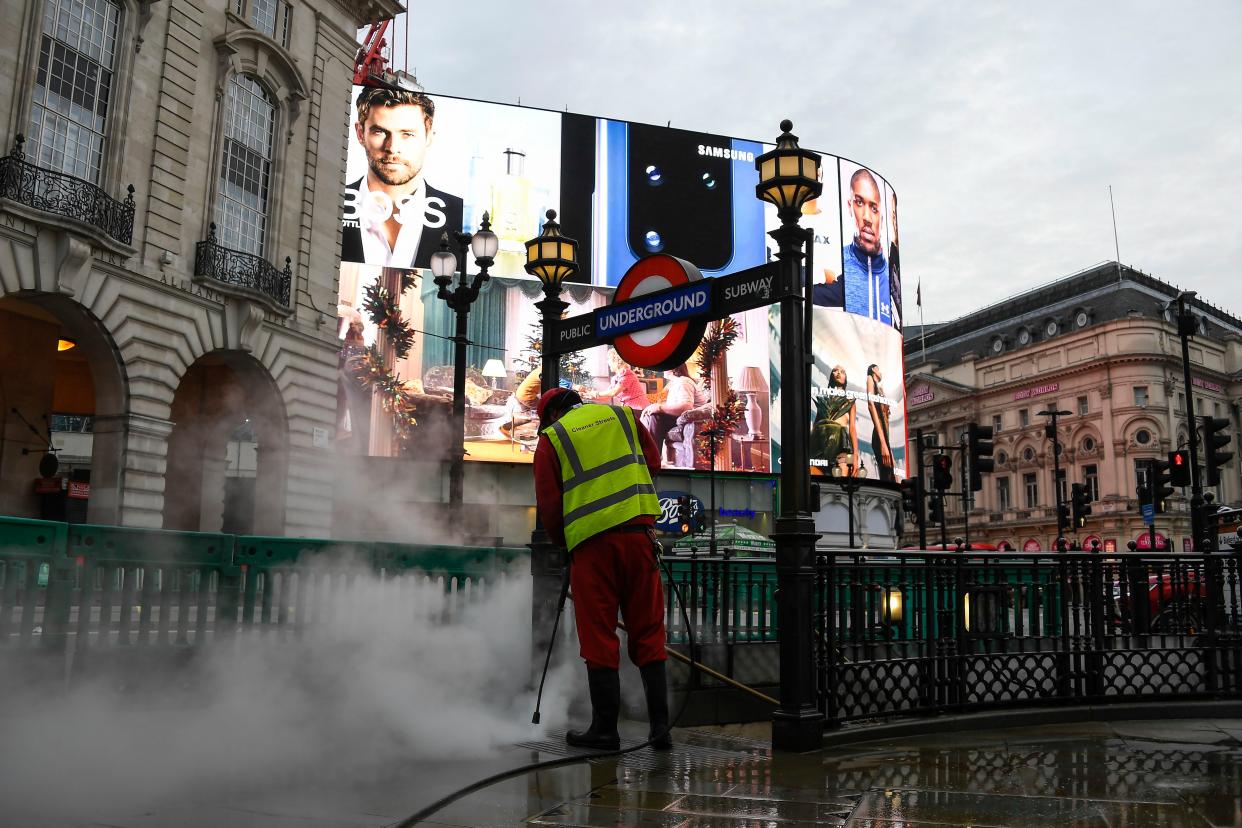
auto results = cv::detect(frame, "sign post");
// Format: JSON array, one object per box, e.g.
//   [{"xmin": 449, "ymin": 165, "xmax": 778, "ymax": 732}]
[{"xmin": 535, "ymin": 122, "xmax": 826, "ymax": 752}]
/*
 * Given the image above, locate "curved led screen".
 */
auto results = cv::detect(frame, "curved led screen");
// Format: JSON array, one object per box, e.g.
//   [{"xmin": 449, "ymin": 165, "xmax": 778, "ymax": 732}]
[{"xmin": 335, "ymin": 86, "xmax": 906, "ymax": 480}]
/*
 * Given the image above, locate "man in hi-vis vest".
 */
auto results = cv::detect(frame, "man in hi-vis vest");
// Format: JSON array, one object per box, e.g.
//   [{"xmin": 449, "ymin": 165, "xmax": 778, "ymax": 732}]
[{"xmin": 533, "ymin": 387, "xmax": 671, "ymax": 750}]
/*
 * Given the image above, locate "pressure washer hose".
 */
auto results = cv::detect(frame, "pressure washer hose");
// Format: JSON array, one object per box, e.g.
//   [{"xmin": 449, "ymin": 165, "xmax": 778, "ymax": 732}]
[{"xmin": 390, "ymin": 554, "xmax": 775, "ymax": 827}]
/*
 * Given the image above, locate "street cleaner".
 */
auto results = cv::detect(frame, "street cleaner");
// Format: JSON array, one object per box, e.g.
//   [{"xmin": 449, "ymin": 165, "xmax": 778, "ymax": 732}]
[{"xmin": 533, "ymin": 387, "xmax": 672, "ymax": 750}]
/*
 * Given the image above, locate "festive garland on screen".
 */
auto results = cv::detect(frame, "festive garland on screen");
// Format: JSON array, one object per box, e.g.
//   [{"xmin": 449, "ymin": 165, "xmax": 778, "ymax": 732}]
[
  {"xmin": 694, "ymin": 391, "xmax": 746, "ymax": 466},
  {"xmin": 346, "ymin": 273, "xmax": 419, "ymax": 450},
  {"xmin": 697, "ymin": 317, "xmax": 739, "ymax": 391}
]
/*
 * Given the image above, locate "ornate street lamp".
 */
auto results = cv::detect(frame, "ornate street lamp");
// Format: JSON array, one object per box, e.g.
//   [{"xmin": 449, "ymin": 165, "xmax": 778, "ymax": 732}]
[
  {"xmin": 431, "ymin": 213, "xmax": 498, "ymax": 524},
  {"xmin": 756, "ymin": 120, "xmax": 825, "ymax": 752},
  {"xmin": 524, "ymin": 210, "xmax": 579, "ymax": 394},
  {"xmin": 524, "ymin": 210, "xmax": 579, "ymax": 671}
]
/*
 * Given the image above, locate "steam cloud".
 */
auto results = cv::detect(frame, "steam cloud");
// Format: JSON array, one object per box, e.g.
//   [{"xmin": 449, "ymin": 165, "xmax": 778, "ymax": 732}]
[{"xmin": 0, "ymin": 557, "xmax": 583, "ymax": 824}]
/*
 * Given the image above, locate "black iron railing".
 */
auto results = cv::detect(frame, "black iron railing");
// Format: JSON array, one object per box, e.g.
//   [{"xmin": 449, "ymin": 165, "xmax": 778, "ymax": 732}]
[
  {"xmin": 194, "ymin": 223, "xmax": 291, "ymax": 307},
  {"xmin": 0, "ymin": 135, "xmax": 135, "ymax": 245},
  {"xmin": 816, "ymin": 549, "xmax": 1242, "ymax": 725}
]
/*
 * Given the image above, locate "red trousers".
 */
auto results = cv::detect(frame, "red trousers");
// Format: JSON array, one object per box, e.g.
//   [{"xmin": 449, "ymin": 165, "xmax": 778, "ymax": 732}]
[{"xmin": 570, "ymin": 529, "xmax": 667, "ymax": 670}]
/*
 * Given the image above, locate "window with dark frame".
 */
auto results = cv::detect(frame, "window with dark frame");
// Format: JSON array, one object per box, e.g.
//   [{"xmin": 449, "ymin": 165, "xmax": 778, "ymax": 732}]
[
  {"xmin": 1023, "ymin": 472, "xmax": 1038, "ymax": 509},
  {"xmin": 1019, "ymin": 408, "xmax": 1030, "ymax": 427},
  {"xmin": 280, "ymin": 2, "xmax": 292, "ymax": 48},
  {"xmin": 250, "ymin": 0, "xmax": 278, "ymax": 38},
  {"xmin": 215, "ymin": 74, "xmax": 276, "ymax": 255},
  {"xmin": 997, "ymin": 476, "xmax": 1011, "ymax": 511},
  {"xmin": 1084, "ymin": 463, "xmax": 1099, "ymax": 502},
  {"xmin": 1077, "ymin": 395, "xmax": 1088, "ymax": 416},
  {"xmin": 27, "ymin": 0, "xmax": 122, "ymax": 184}
]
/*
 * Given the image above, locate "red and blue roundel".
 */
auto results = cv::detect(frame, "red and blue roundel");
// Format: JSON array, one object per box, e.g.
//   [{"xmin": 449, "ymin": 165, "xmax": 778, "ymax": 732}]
[{"xmin": 608, "ymin": 254, "xmax": 709, "ymax": 371}]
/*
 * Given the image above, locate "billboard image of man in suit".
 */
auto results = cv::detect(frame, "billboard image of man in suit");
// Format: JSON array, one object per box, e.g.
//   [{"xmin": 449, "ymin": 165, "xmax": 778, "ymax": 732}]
[{"xmin": 342, "ymin": 87, "xmax": 463, "ymax": 269}]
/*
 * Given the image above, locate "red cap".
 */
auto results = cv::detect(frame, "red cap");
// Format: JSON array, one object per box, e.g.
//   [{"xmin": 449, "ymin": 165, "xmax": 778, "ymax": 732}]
[{"xmin": 537, "ymin": 387, "xmax": 574, "ymax": 420}]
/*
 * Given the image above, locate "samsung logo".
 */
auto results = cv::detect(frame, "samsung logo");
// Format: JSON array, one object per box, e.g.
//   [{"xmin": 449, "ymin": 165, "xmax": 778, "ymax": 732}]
[{"xmin": 697, "ymin": 145, "xmax": 755, "ymax": 162}]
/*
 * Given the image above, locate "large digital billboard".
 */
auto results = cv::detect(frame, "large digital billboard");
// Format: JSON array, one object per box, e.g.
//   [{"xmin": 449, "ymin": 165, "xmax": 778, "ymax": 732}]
[{"xmin": 335, "ymin": 86, "xmax": 905, "ymax": 480}]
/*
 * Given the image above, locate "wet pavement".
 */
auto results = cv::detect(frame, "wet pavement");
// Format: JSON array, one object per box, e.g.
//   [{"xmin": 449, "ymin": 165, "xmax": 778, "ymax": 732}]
[{"xmin": 9, "ymin": 717, "xmax": 1242, "ymax": 825}]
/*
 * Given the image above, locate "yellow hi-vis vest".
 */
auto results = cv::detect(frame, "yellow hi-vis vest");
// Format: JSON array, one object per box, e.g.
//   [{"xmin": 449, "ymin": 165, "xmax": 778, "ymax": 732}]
[{"xmin": 542, "ymin": 403, "xmax": 660, "ymax": 551}]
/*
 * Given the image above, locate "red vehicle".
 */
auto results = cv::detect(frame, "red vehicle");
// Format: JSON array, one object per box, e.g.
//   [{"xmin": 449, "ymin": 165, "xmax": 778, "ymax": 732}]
[{"xmin": 1112, "ymin": 569, "xmax": 1208, "ymax": 633}]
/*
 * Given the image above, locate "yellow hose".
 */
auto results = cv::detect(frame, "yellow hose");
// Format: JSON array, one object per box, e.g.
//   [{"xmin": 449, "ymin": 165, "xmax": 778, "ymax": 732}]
[{"xmin": 614, "ymin": 617, "xmax": 778, "ymax": 706}]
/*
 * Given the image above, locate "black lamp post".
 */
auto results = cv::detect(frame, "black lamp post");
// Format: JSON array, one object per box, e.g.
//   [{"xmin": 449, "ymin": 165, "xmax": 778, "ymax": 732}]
[
  {"xmin": 524, "ymin": 210, "xmax": 578, "ymax": 397},
  {"xmin": 429, "ymin": 214, "xmax": 498, "ymax": 525},
  {"xmin": 523, "ymin": 210, "xmax": 580, "ymax": 672},
  {"xmin": 833, "ymin": 460, "xmax": 868, "ymax": 549},
  {"xmin": 756, "ymin": 120, "xmax": 824, "ymax": 752}
]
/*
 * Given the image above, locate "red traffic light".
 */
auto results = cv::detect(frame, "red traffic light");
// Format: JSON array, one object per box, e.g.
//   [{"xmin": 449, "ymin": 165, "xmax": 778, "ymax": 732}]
[{"xmin": 1173, "ymin": 453, "xmax": 1185, "ymax": 466}]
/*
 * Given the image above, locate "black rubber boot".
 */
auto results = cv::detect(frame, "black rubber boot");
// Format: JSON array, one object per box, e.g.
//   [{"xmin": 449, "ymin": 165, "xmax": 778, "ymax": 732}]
[
  {"xmin": 566, "ymin": 667, "xmax": 621, "ymax": 750},
  {"xmin": 640, "ymin": 660, "xmax": 672, "ymax": 750}
]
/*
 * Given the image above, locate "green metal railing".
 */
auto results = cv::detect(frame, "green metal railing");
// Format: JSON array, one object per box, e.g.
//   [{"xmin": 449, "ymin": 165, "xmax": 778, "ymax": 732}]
[{"xmin": 0, "ymin": 517, "xmax": 525, "ymax": 660}]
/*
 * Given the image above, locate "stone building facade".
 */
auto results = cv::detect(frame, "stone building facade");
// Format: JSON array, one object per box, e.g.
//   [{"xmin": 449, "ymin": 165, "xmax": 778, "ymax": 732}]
[
  {"xmin": 905, "ymin": 263, "xmax": 1241, "ymax": 552},
  {"xmin": 0, "ymin": 0, "xmax": 401, "ymax": 535}
]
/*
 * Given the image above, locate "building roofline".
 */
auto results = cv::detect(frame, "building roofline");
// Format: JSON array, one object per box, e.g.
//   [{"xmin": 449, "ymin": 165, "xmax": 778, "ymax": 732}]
[{"xmin": 911, "ymin": 262, "xmax": 1242, "ymax": 354}]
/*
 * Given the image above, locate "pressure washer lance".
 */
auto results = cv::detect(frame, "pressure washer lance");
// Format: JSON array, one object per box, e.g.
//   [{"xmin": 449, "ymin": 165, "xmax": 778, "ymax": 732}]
[
  {"xmin": 392, "ymin": 550, "xmax": 781, "ymax": 828},
  {"xmin": 531, "ymin": 562, "xmax": 572, "ymax": 725}
]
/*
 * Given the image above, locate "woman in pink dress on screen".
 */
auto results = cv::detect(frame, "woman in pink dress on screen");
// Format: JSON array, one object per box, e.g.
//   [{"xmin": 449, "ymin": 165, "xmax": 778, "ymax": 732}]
[{"xmin": 595, "ymin": 349, "xmax": 651, "ymax": 411}]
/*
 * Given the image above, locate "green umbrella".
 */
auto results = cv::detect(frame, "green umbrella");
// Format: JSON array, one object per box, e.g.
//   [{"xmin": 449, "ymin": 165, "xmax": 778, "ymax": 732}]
[{"xmin": 671, "ymin": 521, "xmax": 774, "ymax": 555}]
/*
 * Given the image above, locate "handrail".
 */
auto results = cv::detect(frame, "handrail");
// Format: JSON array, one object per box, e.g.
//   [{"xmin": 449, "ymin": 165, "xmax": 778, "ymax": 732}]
[
  {"xmin": 0, "ymin": 135, "xmax": 135, "ymax": 245},
  {"xmin": 194, "ymin": 223, "xmax": 291, "ymax": 307}
]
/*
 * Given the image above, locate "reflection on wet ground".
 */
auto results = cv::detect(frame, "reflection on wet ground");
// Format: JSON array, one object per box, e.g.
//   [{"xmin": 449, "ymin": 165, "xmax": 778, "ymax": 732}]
[
  {"xmin": 9, "ymin": 717, "xmax": 1242, "ymax": 825},
  {"xmin": 526, "ymin": 718, "xmax": 1242, "ymax": 827}
]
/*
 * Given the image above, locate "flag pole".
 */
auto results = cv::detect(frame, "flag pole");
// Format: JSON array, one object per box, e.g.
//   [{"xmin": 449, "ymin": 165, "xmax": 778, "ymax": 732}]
[
  {"xmin": 1109, "ymin": 185, "xmax": 1122, "ymax": 283},
  {"xmin": 917, "ymin": 275, "xmax": 926, "ymax": 364}
]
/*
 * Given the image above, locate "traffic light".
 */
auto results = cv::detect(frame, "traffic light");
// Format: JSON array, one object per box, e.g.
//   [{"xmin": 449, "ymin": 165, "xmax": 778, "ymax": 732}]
[
  {"xmin": 1071, "ymin": 482, "xmax": 1092, "ymax": 528},
  {"xmin": 1168, "ymin": 450, "xmax": 1191, "ymax": 487},
  {"xmin": 899, "ymin": 477, "xmax": 924, "ymax": 527},
  {"xmin": 927, "ymin": 494, "xmax": 945, "ymax": 525},
  {"xmin": 966, "ymin": 423, "xmax": 995, "ymax": 492},
  {"xmin": 1057, "ymin": 501, "xmax": 1070, "ymax": 530},
  {"xmin": 1197, "ymin": 497, "xmax": 1222, "ymax": 552},
  {"xmin": 1152, "ymin": 456, "xmax": 1174, "ymax": 514},
  {"xmin": 677, "ymin": 496, "xmax": 692, "ymax": 535},
  {"xmin": 1201, "ymin": 416, "xmax": 1234, "ymax": 487},
  {"xmin": 693, "ymin": 509, "xmax": 707, "ymax": 534},
  {"xmin": 931, "ymin": 454, "xmax": 953, "ymax": 491}
]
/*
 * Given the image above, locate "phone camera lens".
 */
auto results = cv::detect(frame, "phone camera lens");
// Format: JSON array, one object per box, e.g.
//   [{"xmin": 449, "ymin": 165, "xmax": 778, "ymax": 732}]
[
  {"xmin": 645, "ymin": 165, "xmax": 663, "ymax": 186},
  {"xmin": 644, "ymin": 230, "xmax": 664, "ymax": 252},
  {"xmin": 701, "ymin": 172, "xmax": 716, "ymax": 190}
]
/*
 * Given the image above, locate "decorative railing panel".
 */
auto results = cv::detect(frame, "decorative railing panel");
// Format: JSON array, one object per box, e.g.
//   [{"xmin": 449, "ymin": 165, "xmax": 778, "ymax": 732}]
[
  {"xmin": 194, "ymin": 223, "xmax": 291, "ymax": 307},
  {"xmin": 817, "ymin": 550, "xmax": 1242, "ymax": 725},
  {"xmin": 0, "ymin": 136, "xmax": 135, "ymax": 245}
]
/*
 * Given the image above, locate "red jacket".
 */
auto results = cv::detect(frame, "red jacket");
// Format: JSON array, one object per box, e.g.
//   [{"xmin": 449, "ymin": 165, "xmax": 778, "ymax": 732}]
[{"xmin": 534, "ymin": 407, "xmax": 662, "ymax": 546}]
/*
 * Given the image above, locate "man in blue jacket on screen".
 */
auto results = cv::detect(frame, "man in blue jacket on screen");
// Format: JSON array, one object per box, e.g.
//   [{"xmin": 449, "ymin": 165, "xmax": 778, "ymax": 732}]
[{"xmin": 842, "ymin": 167, "xmax": 891, "ymax": 327}]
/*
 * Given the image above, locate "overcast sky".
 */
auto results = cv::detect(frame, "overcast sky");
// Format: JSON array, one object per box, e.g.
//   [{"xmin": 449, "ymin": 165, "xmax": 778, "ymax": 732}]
[{"xmin": 387, "ymin": 1, "xmax": 1242, "ymax": 324}]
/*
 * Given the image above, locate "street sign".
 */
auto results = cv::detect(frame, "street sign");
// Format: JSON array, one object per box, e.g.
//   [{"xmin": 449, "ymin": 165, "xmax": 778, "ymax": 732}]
[
  {"xmin": 1140, "ymin": 502, "xmax": 1155, "ymax": 525},
  {"xmin": 607, "ymin": 254, "xmax": 709, "ymax": 370},
  {"xmin": 713, "ymin": 262, "xmax": 783, "ymax": 316},
  {"xmin": 546, "ymin": 259, "xmax": 781, "ymax": 360}
]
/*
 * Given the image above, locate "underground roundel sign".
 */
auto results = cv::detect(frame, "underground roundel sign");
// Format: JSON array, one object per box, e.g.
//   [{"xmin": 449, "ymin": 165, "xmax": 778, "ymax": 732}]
[{"xmin": 599, "ymin": 254, "xmax": 710, "ymax": 371}]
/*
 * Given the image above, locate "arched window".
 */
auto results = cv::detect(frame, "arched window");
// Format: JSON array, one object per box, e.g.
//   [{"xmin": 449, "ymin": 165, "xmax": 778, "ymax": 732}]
[
  {"xmin": 27, "ymin": 0, "xmax": 121, "ymax": 183},
  {"xmin": 215, "ymin": 74, "xmax": 276, "ymax": 255}
]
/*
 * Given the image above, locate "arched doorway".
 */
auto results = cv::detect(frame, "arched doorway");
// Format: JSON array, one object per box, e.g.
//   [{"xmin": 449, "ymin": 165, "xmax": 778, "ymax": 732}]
[
  {"xmin": 0, "ymin": 294, "xmax": 128, "ymax": 523},
  {"xmin": 164, "ymin": 353, "xmax": 287, "ymax": 535}
]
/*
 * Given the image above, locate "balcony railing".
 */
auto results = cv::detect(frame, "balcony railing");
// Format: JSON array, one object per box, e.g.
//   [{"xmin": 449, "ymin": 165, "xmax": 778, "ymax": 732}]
[
  {"xmin": 0, "ymin": 135, "xmax": 135, "ymax": 245},
  {"xmin": 194, "ymin": 223, "xmax": 291, "ymax": 308}
]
